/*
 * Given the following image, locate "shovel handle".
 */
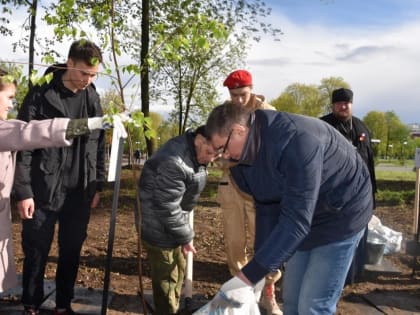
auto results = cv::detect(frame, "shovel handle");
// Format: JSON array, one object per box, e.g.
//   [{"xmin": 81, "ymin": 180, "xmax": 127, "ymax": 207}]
[{"xmin": 184, "ymin": 211, "xmax": 194, "ymax": 300}]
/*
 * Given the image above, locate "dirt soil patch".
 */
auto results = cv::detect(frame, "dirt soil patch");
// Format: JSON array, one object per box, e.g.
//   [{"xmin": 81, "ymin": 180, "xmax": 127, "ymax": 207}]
[{"xmin": 7, "ymin": 168, "xmax": 420, "ymax": 314}]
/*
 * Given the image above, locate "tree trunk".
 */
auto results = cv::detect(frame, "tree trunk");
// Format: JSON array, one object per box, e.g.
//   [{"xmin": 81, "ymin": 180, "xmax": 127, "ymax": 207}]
[
  {"xmin": 141, "ymin": 0, "xmax": 155, "ymax": 155},
  {"xmin": 28, "ymin": 0, "xmax": 37, "ymax": 90}
]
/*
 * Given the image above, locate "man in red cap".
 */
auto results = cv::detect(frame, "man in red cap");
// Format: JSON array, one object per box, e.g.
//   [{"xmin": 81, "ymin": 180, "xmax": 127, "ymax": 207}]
[
  {"xmin": 217, "ymin": 69, "xmax": 282, "ymax": 315},
  {"xmin": 223, "ymin": 69, "xmax": 265, "ymax": 111}
]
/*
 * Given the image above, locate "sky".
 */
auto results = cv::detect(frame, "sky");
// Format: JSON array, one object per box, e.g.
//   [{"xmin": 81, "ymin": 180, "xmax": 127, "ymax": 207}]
[
  {"xmin": 2, "ymin": 0, "xmax": 420, "ymax": 124},
  {"xmin": 242, "ymin": 0, "xmax": 420, "ymax": 124}
]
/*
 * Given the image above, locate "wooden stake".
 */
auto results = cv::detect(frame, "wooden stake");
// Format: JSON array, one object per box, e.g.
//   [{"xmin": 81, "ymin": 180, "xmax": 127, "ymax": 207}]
[{"xmin": 184, "ymin": 210, "xmax": 194, "ymax": 312}]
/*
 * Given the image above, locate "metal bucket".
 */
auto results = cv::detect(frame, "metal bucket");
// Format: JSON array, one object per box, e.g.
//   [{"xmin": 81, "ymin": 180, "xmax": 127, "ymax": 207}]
[{"xmin": 366, "ymin": 241, "xmax": 385, "ymax": 265}]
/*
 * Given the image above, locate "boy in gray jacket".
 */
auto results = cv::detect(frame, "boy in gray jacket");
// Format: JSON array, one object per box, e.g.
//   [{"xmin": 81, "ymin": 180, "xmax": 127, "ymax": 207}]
[{"xmin": 139, "ymin": 126, "xmax": 216, "ymax": 315}]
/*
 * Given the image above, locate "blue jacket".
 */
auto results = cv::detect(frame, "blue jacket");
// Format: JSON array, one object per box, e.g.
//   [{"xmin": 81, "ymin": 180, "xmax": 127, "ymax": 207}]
[
  {"xmin": 139, "ymin": 130, "xmax": 208, "ymax": 248},
  {"xmin": 231, "ymin": 110, "xmax": 373, "ymax": 283}
]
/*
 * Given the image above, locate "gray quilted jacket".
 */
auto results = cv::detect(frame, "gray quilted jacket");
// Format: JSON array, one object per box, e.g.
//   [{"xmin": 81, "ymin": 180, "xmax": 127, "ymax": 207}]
[{"xmin": 139, "ymin": 130, "xmax": 208, "ymax": 248}]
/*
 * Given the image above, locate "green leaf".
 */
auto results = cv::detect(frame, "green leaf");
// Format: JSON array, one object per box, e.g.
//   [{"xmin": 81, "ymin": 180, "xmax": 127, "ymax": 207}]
[{"xmin": 41, "ymin": 55, "xmax": 55, "ymax": 65}]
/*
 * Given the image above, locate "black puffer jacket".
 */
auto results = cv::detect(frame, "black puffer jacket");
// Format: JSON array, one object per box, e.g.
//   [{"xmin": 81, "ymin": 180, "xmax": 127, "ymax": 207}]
[
  {"xmin": 13, "ymin": 64, "xmax": 105, "ymax": 210},
  {"xmin": 320, "ymin": 113, "xmax": 376, "ymax": 206},
  {"xmin": 139, "ymin": 130, "xmax": 208, "ymax": 248}
]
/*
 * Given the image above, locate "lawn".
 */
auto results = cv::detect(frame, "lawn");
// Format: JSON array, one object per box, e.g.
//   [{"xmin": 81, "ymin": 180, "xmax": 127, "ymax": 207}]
[{"xmin": 375, "ymin": 160, "xmax": 418, "ymax": 206}]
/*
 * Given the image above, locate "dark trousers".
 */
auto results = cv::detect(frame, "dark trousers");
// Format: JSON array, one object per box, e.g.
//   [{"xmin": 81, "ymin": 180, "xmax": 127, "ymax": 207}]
[{"xmin": 21, "ymin": 195, "xmax": 91, "ymax": 309}]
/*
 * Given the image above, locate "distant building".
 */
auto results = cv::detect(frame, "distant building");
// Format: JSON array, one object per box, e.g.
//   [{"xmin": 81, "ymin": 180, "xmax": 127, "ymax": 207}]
[{"xmin": 408, "ymin": 123, "xmax": 420, "ymax": 138}]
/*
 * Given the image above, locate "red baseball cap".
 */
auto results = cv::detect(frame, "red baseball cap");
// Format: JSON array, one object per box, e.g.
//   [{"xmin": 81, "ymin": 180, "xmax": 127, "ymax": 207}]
[{"xmin": 223, "ymin": 69, "xmax": 253, "ymax": 90}]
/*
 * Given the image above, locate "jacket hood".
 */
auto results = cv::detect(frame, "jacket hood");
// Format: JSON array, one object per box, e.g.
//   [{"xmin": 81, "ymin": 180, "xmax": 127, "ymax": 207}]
[{"xmin": 44, "ymin": 63, "xmax": 67, "ymax": 76}]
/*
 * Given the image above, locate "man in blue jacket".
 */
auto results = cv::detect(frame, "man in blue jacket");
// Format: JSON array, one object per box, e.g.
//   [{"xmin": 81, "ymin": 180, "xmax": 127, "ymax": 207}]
[{"xmin": 205, "ymin": 103, "xmax": 373, "ymax": 315}]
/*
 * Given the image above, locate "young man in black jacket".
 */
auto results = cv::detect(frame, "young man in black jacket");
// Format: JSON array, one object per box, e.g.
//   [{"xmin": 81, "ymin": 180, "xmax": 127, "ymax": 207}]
[{"xmin": 14, "ymin": 39, "xmax": 105, "ymax": 315}]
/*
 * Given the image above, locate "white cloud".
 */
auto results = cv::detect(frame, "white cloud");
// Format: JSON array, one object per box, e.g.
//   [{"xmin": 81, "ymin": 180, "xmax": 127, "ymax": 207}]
[{"xmin": 244, "ymin": 13, "xmax": 420, "ymax": 123}]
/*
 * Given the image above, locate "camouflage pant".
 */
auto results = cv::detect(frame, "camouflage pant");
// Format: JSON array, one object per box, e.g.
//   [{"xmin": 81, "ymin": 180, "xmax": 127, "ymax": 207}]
[{"xmin": 143, "ymin": 241, "xmax": 186, "ymax": 314}]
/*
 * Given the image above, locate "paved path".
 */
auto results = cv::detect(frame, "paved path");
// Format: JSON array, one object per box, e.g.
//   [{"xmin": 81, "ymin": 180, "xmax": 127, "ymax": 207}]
[
  {"xmin": 2, "ymin": 279, "xmax": 420, "ymax": 315},
  {"xmin": 376, "ymin": 163, "xmax": 414, "ymax": 172}
]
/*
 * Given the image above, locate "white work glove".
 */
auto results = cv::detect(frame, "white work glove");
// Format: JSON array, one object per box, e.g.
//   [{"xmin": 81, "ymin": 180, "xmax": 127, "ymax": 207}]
[
  {"xmin": 87, "ymin": 117, "xmax": 104, "ymax": 130},
  {"xmin": 87, "ymin": 115, "xmax": 128, "ymax": 138},
  {"xmin": 109, "ymin": 114, "xmax": 128, "ymax": 138},
  {"xmin": 254, "ymin": 278, "xmax": 265, "ymax": 301},
  {"xmin": 117, "ymin": 111, "xmax": 135, "ymax": 125},
  {"xmin": 209, "ymin": 276, "xmax": 258, "ymax": 311}
]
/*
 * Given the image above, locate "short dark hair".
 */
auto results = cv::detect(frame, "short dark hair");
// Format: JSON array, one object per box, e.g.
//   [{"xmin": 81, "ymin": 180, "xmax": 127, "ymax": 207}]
[
  {"xmin": 0, "ymin": 68, "xmax": 17, "ymax": 91},
  {"xmin": 68, "ymin": 39, "xmax": 103, "ymax": 66},
  {"xmin": 205, "ymin": 102, "xmax": 252, "ymax": 139},
  {"xmin": 195, "ymin": 125, "xmax": 208, "ymax": 138}
]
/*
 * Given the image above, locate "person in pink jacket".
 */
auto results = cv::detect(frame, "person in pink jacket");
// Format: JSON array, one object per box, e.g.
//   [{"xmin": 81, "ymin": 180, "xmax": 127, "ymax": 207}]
[{"xmin": 0, "ymin": 69, "xmax": 113, "ymax": 294}]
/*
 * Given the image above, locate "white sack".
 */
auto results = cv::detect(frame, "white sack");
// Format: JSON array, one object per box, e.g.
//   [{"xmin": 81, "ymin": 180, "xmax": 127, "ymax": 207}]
[
  {"xmin": 193, "ymin": 297, "xmax": 260, "ymax": 315},
  {"xmin": 368, "ymin": 215, "xmax": 403, "ymax": 254}
]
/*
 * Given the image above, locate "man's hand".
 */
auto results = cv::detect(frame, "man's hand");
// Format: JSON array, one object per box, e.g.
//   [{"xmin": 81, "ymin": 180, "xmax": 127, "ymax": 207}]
[
  {"xmin": 17, "ymin": 198, "xmax": 35, "ymax": 219},
  {"xmin": 91, "ymin": 192, "xmax": 100, "ymax": 208},
  {"xmin": 66, "ymin": 115, "xmax": 127, "ymax": 139},
  {"xmin": 101, "ymin": 114, "xmax": 128, "ymax": 138},
  {"xmin": 87, "ymin": 115, "xmax": 128, "ymax": 138},
  {"xmin": 209, "ymin": 276, "xmax": 256, "ymax": 311},
  {"xmin": 182, "ymin": 241, "xmax": 196, "ymax": 257},
  {"xmin": 108, "ymin": 114, "xmax": 128, "ymax": 138}
]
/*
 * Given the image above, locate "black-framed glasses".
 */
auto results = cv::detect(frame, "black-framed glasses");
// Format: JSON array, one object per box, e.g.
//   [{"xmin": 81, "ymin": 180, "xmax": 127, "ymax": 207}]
[{"xmin": 216, "ymin": 129, "xmax": 233, "ymax": 156}]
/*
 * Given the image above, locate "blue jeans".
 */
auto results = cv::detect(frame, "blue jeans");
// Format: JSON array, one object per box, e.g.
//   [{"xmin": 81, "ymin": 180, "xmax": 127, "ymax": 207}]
[{"xmin": 282, "ymin": 229, "xmax": 365, "ymax": 315}]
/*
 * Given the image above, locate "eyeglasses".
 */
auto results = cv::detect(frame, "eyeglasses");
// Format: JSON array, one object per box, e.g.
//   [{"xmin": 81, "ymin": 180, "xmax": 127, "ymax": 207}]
[{"xmin": 216, "ymin": 129, "xmax": 233, "ymax": 156}]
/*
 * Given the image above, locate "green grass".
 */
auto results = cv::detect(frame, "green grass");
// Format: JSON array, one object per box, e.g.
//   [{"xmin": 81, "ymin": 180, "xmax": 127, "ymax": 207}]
[
  {"xmin": 375, "ymin": 190, "xmax": 414, "ymax": 206},
  {"xmin": 375, "ymin": 169, "xmax": 416, "ymax": 181},
  {"xmin": 208, "ymin": 167, "xmax": 223, "ymax": 178},
  {"xmin": 115, "ymin": 163, "xmax": 418, "ymax": 207},
  {"xmin": 377, "ymin": 159, "xmax": 414, "ymax": 166},
  {"xmin": 375, "ymin": 166, "xmax": 417, "ymax": 206}
]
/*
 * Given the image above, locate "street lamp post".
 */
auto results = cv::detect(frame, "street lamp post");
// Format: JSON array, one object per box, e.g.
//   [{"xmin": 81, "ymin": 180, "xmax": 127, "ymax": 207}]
[{"xmin": 401, "ymin": 141, "xmax": 408, "ymax": 161}]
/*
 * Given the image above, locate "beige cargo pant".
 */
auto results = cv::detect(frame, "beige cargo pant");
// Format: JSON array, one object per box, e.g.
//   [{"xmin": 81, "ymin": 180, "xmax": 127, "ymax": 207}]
[
  {"xmin": 217, "ymin": 171, "xmax": 256, "ymax": 275},
  {"xmin": 217, "ymin": 171, "xmax": 281, "ymax": 285}
]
